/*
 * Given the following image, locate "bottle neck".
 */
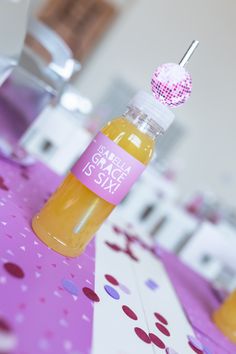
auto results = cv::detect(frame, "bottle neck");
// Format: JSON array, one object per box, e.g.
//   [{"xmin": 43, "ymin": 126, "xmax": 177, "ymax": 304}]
[{"xmin": 123, "ymin": 106, "xmax": 164, "ymax": 141}]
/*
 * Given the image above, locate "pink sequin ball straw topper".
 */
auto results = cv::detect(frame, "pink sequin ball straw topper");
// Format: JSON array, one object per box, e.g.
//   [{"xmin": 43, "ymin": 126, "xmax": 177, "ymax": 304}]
[{"xmin": 151, "ymin": 40, "xmax": 199, "ymax": 108}]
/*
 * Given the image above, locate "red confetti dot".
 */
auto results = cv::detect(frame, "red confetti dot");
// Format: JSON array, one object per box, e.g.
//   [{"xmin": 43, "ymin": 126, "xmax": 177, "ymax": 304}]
[
  {"xmin": 124, "ymin": 231, "xmax": 136, "ymax": 243},
  {"xmin": 149, "ymin": 333, "xmax": 166, "ymax": 349},
  {"xmin": 82, "ymin": 287, "xmax": 100, "ymax": 302},
  {"xmin": 21, "ymin": 172, "xmax": 29, "ymax": 180},
  {"xmin": 125, "ymin": 248, "xmax": 139, "ymax": 262},
  {"xmin": 112, "ymin": 225, "xmax": 123, "ymax": 234},
  {"xmin": 134, "ymin": 327, "xmax": 151, "ymax": 344},
  {"xmin": 188, "ymin": 342, "xmax": 203, "ymax": 354},
  {"xmin": 105, "ymin": 274, "xmax": 119, "ymax": 286},
  {"xmin": 105, "ymin": 241, "xmax": 122, "ymax": 252},
  {"xmin": 156, "ymin": 322, "xmax": 170, "ymax": 336},
  {"xmin": 4, "ymin": 262, "xmax": 24, "ymax": 278},
  {"xmin": 0, "ymin": 319, "xmax": 11, "ymax": 333},
  {"xmin": 154, "ymin": 312, "xmax": 168, "ymax": 325},
  {"xmin": 122, "ymin": 305, "xmax": 138, "ymax": 320},
  {"xmin": 0, "ymin": 176, "xmax": 9, "ymax": 191}
]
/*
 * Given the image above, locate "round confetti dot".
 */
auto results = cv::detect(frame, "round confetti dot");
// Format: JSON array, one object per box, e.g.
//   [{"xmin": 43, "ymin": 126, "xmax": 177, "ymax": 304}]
[
  {"xmin": 155, "ymin": 322, "xmax": 170, "ymax": 336},
  {"xmin": 188, "ymin": 342, "xmax": 203, "ymax": 354},
  {"xmin": 166, "ymin": 348, "xmax": 179, "ymax": 354},
  {"xmin": 187, "ymin": 335, "xmax": 204, "ymax": 351},
  {"xmin": 125, "ymin": 248, "xmax": 139, "ymax": 262},
  {"xmin": 0, "ymin": 319, "xmax": 11, "ymax": 333},
  {"xmin": 4, "ymin": 262, "xmax": 24, "ymax": 279},
  {"xmin": 112, "ymin": 225, "xmax": 123, "ymax": 234},
  {"xmin": 154, "ymin": 312, "xmax": 168, "ymax": 325},
  {"xmin": 124, "ymin": 231, "xmax": 136, "ymax": 243},
  {"xmin": 82, "ymin": 287, "xmax": 100, "ymax": 302},
  {"xmin": 149, "ymin": 333, "xmax": 166, "ymax": 349},
  {"xmin": 145, "ymin": 279, "xmax": 158, "ymax": 290},
  {"xmin": 122, "ymin": 305, "xmax": 138, "ymax": 320},
  {"xmin": 104, "ymin": 285, "xmax": 120, "ymax": 300},
  {"xmin": 62, "ymin": 279, "xmax": 78, "ymax": 296},
  {"xmin": 105, "ymin": 241, "xmax": 122, "ymax": 252},
  {"xmin": 203, "ymin": 347, "xmax": 212, "ymax": 354},
  {"xmin": 105, "ymin": 274, "xmax": 119, "ymax": 286},
  {"xmin": 134, "ymin": 327, "xmax": 151, "ymax": 344},
  {"xmin": 0, "ymin": 176, "xmax": 9, "ymax": 191},
  {"xmin": 119, "ymin": 283, "xmax": 131, "ymax": 295}
]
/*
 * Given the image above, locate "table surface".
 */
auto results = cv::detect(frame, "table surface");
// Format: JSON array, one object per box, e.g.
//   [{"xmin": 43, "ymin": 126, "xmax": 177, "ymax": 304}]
[{"xmin": 0, "ymin": 157, "xmax": 235, "ymax": 354}]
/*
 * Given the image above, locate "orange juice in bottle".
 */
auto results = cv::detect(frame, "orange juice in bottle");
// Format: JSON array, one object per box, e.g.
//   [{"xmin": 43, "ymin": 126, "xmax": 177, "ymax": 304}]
[
  {"xmin": 32, "ymin": 91, "xmax": 174, "ymax": 257},
  {"xmin": 213, "ymin": 290, "xmax": 236, "ymax": 343}
]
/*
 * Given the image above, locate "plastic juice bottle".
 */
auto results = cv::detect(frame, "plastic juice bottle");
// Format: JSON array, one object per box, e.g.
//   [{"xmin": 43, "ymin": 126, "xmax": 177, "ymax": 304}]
[
  {"xmin": 213, "ymin": 290, "xmax": 236, "ymax": 343},
  {"xmin": 32, "ymin": 91, "xmax": 174, "ymax": 257}
]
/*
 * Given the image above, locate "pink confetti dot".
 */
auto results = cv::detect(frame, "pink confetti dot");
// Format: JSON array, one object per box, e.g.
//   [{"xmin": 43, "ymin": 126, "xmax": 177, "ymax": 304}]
[
  {"xmin": 149, "ymin": 333, "xmax": 166, "ymax": 349},
  {"xmin": 119, "ymin": 283, "xmax": 131, "ymax": 295},
  {"xmin": 154, "ymin": 312, "xmax": 168, "ymax": 325},
  {"xmin": 134, "ymin": 327, "xmax": 151, "ymax": 344},
  {"xmin": 166, "ymin": 348, "xmax": 179, "ymax": 354},
  {"xmin": 82, "ymin": 287, "xmax": 100, "ymax": 302},
  {"xmin": 105, "ymin": 274, "xmax": 119, "ymax": 286},
  {"xmin": 122, "ymin": 305, "xmax": 138, "ymax": 320},
  {"xmin": 155, "ymin": 322, "xmax": 170, "ymax": 336},
  {"xmin": 4, "ymin": 262, "xmax": 24, "ymax": 279}
]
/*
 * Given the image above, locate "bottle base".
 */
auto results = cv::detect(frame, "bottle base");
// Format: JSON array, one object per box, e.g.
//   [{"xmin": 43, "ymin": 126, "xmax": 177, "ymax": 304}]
[{"xmin": 31, "ymin": 216, "xmax": 85, "ymax": 258}]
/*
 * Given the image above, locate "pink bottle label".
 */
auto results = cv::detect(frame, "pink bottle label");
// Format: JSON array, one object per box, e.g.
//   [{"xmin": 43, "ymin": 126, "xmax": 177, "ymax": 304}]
[{"xmin": 71, "ymin": 132, "xmax": 146, "ymax": 205}]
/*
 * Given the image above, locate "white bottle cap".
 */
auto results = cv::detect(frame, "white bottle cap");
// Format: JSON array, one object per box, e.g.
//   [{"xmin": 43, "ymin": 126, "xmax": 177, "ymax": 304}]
[{"xmin": 128, "ymin": 90, "xmax": 175, "ymax": 132}]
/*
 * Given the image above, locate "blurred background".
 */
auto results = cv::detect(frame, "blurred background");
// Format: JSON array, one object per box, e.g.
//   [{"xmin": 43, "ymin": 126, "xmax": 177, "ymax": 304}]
[
  {"xmin": 0, "ymin": 0, "xmax": 236, "ymax": 292},
  {"xmin": 30, "ymin": 0, "xmax": 236, "ymax": 206}
]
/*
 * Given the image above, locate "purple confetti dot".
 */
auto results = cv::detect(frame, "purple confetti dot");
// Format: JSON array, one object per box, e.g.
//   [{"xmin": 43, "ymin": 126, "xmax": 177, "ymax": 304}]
[
  {"xmin": 145, "ymin": 279, "xmax": 158, "ymax": 290},
  {"xmin": 203, "ymin": 347, "xmax": 212, "ymax": 354},
  {"xmin": 166, "ymin": 348, "xmax": 179, "ymax": 354},
  {"xmin": 119, "ymin": 283, "xmax": 131, "ymax": 295},
  {"xmin": 62, "ymin": 279, "xmax": 78, "ymax": 296},
  {"xmin": 104, "ymin": 285, "xmax": 120, "ymax": 300},
  {"xmin": 187, "ymin": 335, "xmax": 204, "ymax": 351}
]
